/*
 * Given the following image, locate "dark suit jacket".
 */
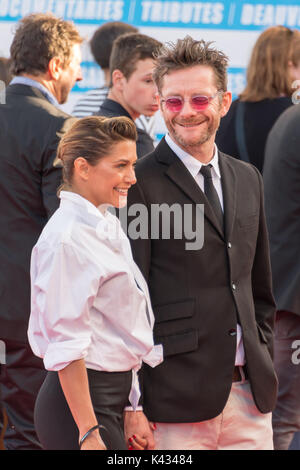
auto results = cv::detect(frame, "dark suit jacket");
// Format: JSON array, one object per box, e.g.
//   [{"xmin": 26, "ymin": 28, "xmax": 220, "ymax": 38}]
[
  {"xmin": 125, "ymin": 137, "xmax": 278, "ymax": 422},
  {"xmin": 263, "ymin": 104, "xmax": 300, "ymax": 316},
  {"xmin": 0, "ymin": 84, "xmax": 76, "ymax": 342},
  {"xmin": 96, "ymin": 99, "xmax": 154, "ymax": 158}
]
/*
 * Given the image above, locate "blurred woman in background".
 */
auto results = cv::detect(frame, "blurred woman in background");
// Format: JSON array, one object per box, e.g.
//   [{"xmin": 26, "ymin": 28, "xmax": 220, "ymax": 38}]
[
  {"xmin": 216, "ymin": 26, "xmax": 300, "ymax": 172},
  {"xmin": 0, "ymin": 57, "xmax": 12, "ymax": 85}
]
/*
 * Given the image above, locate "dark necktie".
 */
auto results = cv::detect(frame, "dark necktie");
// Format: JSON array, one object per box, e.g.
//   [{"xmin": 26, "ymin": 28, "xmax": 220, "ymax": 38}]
[{"xmin": 200, "ymin": 164, "xmax": 224, "ymax": 231}]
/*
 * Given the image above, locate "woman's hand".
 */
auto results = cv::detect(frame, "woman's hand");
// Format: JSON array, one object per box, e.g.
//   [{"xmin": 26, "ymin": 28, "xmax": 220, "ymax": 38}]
[
  {"xmin": 124, "ymin": 411, "xmax": 155, "ymax": 450},
  {"xmin": 128, "ymin": 422, "xmax": 156, "ymax": 450}
]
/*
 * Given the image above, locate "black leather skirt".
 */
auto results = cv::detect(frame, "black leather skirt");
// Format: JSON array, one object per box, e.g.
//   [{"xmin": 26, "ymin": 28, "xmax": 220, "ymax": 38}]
[{"xmin": 34, "ymin": 368, "xmax": 132, "ymax": 450}]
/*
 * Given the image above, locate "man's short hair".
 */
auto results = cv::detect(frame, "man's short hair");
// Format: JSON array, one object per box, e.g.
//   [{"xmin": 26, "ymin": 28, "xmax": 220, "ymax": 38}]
[
  {"xmin": 109, "ymin": 33, "xmax": 162, "ymax": 82},
  {"xmin": 153, "ymin": 36, "xmax": 229, "ymax": 93},
  {"xmin": 10, "ymin": 13, "xmax": 83, "ymax": 76},
  {"xmin": 90, "ymin": 21, "xmax": 138, "ymax": 70}
]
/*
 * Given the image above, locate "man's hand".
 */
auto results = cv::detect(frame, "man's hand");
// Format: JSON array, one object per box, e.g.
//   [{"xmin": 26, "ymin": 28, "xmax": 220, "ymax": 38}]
[{"xmin": 124, "ymin": 410, "xmax": 156, "ymax": 450}]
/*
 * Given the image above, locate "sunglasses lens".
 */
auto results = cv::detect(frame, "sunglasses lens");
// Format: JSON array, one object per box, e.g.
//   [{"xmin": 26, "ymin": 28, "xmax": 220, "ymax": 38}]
[
  {"xmin": 164, "ymin": 95, "xmax": 212, "ymax": 111},
  {"xmin": 192, "ymin": 96, "xmax": 209, "ymax": 109},
  {"xmin": 165, "ymin": 98, "xmax": 183, "ymax": 112}
]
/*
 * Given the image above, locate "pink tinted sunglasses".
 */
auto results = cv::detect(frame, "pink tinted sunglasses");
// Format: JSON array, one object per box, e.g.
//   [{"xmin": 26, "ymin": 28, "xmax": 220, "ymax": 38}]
[{"xmin": 160, "ymin": 91, "xmax": 223, "ymax": 112}]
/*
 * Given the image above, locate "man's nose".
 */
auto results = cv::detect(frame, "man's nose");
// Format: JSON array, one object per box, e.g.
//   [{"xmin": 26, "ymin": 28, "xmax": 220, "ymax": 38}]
[
  {"xmin": 76, "ymin": 67, "xmax": 83, "ymax": 82},
  {"xmin": 152, "ymin": 83, "xmax": 158, "ymax": 96},
  {"xmin": 180, "ymin": 98, "xmax": 196, "ymax": 117}
]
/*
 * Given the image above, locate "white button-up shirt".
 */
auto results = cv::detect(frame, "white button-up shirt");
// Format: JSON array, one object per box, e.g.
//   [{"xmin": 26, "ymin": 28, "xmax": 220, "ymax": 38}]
[
  {"xmin": 28, "ymin": 191, "xmax": 163, "ymax": 408},
  {"xmin": 165, "ymin": 134, "xmax": 245, "ymax": 366}
]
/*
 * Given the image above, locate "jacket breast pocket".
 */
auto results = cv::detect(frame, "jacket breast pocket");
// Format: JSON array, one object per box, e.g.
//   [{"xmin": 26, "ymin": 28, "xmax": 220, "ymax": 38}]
[
  {"xmin": 154, "ymin": 298, "xmax": 195, "ymax": 335},
  {"xmin": 156, "ymin": 329, "xmax": 198, "ymax": 358},
  {"xmin": 153, "ymin": 299, "xmax": 198, "ymax": 356},
  {"xmin": 237, "ymin": 213, "xmax": 259, "ymax": 232}
]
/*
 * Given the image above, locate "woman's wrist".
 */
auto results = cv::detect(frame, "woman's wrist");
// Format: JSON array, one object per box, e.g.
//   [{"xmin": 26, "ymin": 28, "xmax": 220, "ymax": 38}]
[
  {"xmin": 79, "ymin": 424, "xmax": 107, "ymax": 449},
  {"xmin": 79, "ymin": 421, "xmax": 99, "ymax": 438}
]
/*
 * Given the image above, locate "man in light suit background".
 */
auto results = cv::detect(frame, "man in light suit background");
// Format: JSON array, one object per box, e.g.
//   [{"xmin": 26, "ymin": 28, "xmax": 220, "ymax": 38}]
[
  {"xmin": 0, "ymin": 13, "xmax": 82, "ymax": 449},
  {"xmin": 124, "ymin": 36, "xmax": 278, "ymax": 450},
  {"xmin": 263, "ymin": 103, "xmax": 300, "ymax": 450}
]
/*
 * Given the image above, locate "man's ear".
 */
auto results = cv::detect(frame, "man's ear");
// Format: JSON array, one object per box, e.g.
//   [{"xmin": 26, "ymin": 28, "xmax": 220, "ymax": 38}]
[
  {"xmin": 48, "ymin": 57, "xmax": 62, "ymax": 81},
  {"xmin": 157, "ymin": 93, "xmax": 163, "ymax": 113},
  {"xmin": 220, "ymin": 91, "xmax": 232, "ymax": 118},
  {"xmin": 111, "ymin": 69, "xmax": 126, "ymax": 91}
]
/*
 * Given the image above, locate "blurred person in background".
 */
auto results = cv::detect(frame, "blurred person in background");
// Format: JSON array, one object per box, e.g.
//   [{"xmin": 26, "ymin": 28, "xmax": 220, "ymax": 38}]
[
  {"xmin": 96, "ymin": 32, "xmax": 161, "ymax": 158},
  {"xmin": 216, "ymin": 26, "xmax": 300, "ymax": 172},
  {"xmin": 0, "ymin": 13, "xmax": 82, "ymax": 449},
  {"xmin": 263, "ymin": 102, "xmax": 300, "ymax": 450},
  {"xmin": 0, "ymin": 55, "xmax": 12, "ymax": 449},
  {"xmin": 0, "ymin": 57, "xmax": 12, "ymax": 85},
  {"xmin": 72, "ymin": 21, "xmax": 157, "ymax": 141}
]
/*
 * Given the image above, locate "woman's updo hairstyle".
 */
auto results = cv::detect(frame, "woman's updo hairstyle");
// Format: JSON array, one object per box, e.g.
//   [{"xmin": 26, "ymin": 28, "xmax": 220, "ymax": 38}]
[{"xmin": 57, "ymin": 115, "xmax": 137, "ymax": 191}]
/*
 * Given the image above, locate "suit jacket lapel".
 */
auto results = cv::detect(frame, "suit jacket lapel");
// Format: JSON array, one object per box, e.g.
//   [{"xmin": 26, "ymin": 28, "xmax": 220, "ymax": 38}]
[
  {"xmin": 155, "ymin": 138, "xmax": 225, "ymax": 239},
  {"xmin": 218, "ymin": 152, "xmax": 237, "ymax": 242}
]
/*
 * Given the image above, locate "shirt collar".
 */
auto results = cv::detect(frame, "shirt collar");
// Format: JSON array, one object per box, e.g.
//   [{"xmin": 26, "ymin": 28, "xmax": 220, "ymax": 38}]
[
  {"xmin": 10, "ymin": 76, "xmax": 59, "ymax": 107},
  {"xmin": 59, "ymin": 191, "xmax": 107, "ymax": 220},
  {"xmin": 101, "ymin": 99, "xmax": 133, "ymax": 121},
  {"xmin": 165, "ymin": 133, "xmax": 221, "ymax": 179}
]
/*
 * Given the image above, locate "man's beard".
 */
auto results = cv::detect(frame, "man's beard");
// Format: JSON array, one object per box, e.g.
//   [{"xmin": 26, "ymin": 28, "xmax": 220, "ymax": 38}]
[
  {"xmin": 59, "ymin": 86, "xmax": 70, "ymax": 104},
  {"xmin": 58, "ymin": 80, "xmax": 73, "ymax": 104},
  {"xmin": 168, "ymin": 117, "xmax": 219, "ymax": 148}
]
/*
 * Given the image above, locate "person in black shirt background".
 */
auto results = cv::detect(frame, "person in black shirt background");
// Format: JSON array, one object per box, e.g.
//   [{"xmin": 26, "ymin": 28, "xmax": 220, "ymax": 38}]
[
  {"xmin": 216, "ymin": 26, "xmax": 300, "ymax": 172},
  {"xmin": 0, "ymin": 13, "xmax": 82, "ymax": 449},
  {"xmin": 96, "ymin": 33, "xmax": 161, "ymax": 158}
]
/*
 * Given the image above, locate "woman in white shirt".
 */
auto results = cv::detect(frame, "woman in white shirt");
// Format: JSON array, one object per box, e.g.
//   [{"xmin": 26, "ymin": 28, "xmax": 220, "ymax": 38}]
[{"xmin": 28, "ymin": 116, "xmax": 163, "ymax": 450}]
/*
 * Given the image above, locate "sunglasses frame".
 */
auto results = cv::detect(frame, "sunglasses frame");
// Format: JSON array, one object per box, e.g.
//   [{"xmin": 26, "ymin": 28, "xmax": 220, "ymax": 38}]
[{"xmin": 160, "ymin": 91, "xmax": 223, "ymax": 112}]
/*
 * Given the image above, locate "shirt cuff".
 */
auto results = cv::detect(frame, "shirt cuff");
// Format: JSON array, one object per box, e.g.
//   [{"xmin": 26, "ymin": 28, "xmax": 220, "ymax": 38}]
[
  {"xmin": 43, "ymin": 337, "xmax": 90, "ymax": 371},
  {"xmin": 124, "ymin": 406, "xmax": 144, "ymax": 412}
]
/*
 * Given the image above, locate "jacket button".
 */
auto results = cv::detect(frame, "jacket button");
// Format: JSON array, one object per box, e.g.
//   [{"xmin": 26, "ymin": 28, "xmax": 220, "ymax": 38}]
[
  {"xmin": 228, "ymin": 242, "xmax": 232, "ymax": 248},
  {"xmin": 228, "ymin": 328, "xmax": 237, "ymax": 336},
  {"xmin": 232, "ymin": 282, "xmax": 236, "ymax": 291}
]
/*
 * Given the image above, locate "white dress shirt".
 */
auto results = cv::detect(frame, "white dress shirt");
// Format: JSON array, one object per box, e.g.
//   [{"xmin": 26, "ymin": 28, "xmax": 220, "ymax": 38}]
[
  {"xmin": 165, "ymin": 134, "xmax": 245, "ymax": 366},
  {"xmin": 28, "ymin": 191, "xmax": 163, "ymax": 408}
]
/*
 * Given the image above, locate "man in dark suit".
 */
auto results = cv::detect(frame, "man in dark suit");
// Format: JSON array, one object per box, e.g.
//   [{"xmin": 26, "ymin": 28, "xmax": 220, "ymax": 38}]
[
  {"xmin": 123, "ymin": 36, "xmax": 278, "ymax": 450},
  {"xmin": 263, "ymin": 103, "xmax": 300, "ymax": 450},
  {"xmin": 0, "ymin": 13, "xmax": 82, "ymax": 449},
  {"xmin": 96, "ymin": 33, "xmax": 161, "ymax": 158}
]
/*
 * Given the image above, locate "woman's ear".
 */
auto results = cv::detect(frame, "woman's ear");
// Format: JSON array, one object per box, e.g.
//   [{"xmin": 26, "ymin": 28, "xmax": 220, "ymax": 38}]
[
  {"xmin": 288, "ymin": 59, "xmax": 300, "ymax": 82},
  {"xmin": 73, "ymin": 157, "xmax": 89, "ymax": 181}
]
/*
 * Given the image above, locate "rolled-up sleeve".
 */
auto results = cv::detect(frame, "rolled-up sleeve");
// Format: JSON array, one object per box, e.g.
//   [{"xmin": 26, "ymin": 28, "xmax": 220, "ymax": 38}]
[{"xmin": 29, "ymin": 240, "xmax": 99, "ymax": 371}]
